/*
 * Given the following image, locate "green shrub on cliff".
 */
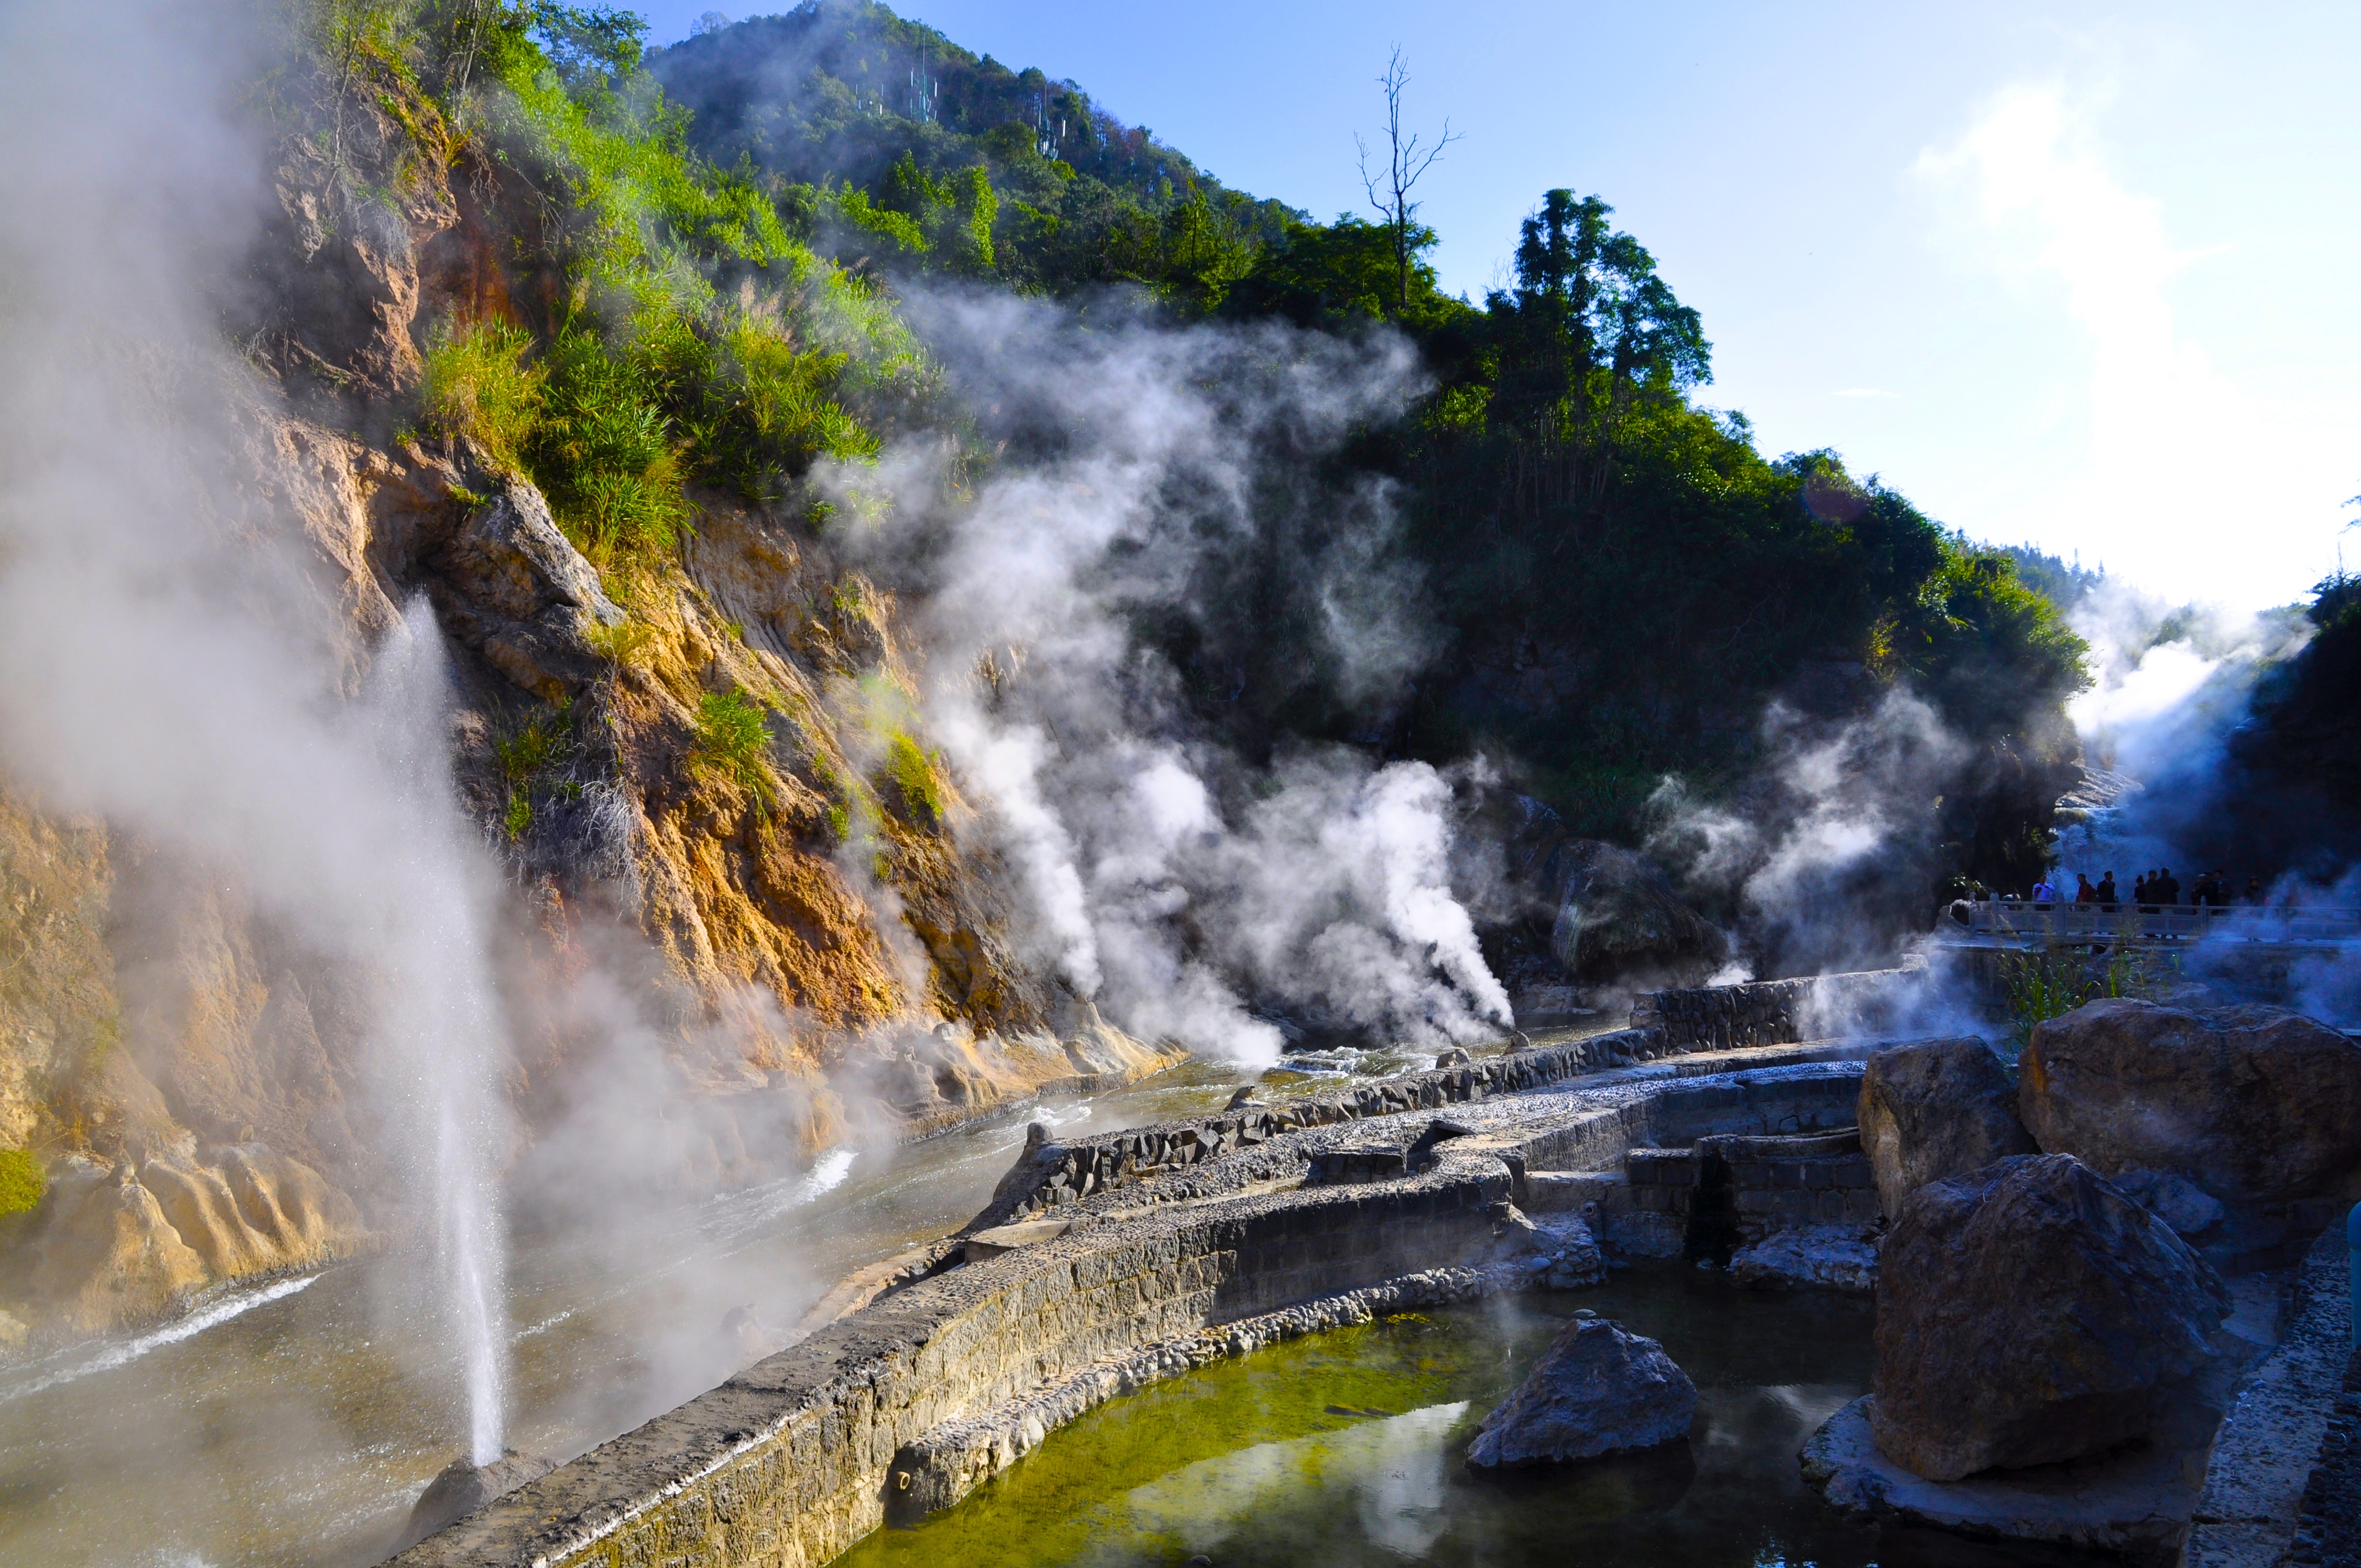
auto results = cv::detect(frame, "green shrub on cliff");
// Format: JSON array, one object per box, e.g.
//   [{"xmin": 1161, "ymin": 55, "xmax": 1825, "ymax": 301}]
[
  {"xmin": 420, "ymin": 321, "xmax": 543, "ymax": 475},
  {"xmin": 0, "ymin": 1148, "xmax": 43, "ymax": 1217},
  {"xmin": 884, "ymin": 731, "xmax": 945, "ymax": 826},
  {"xmin": 690, "ymin": 689, "xmax": 776, "ymax": 809}
]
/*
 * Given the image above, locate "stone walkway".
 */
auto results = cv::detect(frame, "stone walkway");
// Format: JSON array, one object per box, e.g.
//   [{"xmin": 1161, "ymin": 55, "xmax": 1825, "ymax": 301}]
[{"xmin": 2189, "ymin": 1227, "xmax": 2355, "ymax": 1568}]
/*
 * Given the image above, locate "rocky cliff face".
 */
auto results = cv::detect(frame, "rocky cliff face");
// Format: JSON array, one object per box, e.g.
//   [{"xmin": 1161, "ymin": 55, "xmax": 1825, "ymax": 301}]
[{"xmin": 0, "ymin": 62, "xmax": 1172, "ymax": 1348}]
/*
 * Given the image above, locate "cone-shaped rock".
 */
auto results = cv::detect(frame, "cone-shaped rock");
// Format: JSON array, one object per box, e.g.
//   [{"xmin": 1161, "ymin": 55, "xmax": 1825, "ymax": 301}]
[{"xmin": 1466, "ymin": 1317, "xmax": 1696, "ymax": 1467}]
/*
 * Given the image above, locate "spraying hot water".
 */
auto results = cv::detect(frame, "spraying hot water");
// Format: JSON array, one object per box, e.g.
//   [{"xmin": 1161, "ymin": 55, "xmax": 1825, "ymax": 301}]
[{"xmin": 367, "ymin": 607, "xmax": 514, "ymax": 1463}]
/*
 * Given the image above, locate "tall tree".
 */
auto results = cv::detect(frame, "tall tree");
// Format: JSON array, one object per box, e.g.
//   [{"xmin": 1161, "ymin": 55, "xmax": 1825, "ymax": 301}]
[
  {"xmin": 1489, "ymin": 189, "xmax": 1710, "ymax": 528},
  {"xmin": 1356, "ymin": 47, "xmax": 1457, "ymax": 318}
]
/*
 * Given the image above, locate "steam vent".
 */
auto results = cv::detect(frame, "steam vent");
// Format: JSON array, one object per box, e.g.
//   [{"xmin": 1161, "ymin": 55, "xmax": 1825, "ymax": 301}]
[{"xmin": 2, "ymin": 3, "xmax": 2357, "ymax": 1567}]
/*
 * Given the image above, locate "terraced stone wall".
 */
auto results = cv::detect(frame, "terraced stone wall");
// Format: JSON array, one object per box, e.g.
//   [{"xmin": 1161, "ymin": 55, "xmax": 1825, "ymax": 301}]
[
  {"xmin": 386, "ymin": 1057, "xmax": 1874, "ymax": 1568},
  {"xmin": 388, "ymin": 1153, "xmax": 1519, "ymax": 1568},
  {"xmin": 984, "ymin": 1030, "xmax": 1659, "ymax": 1225}
]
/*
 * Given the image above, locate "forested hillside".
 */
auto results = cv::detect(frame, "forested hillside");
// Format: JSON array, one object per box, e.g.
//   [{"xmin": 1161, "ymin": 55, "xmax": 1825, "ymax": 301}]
[{"xmin": 652, "ymin": 1, "xmax": 2092, "ymax": 931}]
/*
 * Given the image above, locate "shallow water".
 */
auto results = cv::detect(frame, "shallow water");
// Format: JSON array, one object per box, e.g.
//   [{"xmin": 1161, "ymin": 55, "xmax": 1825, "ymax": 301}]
[
  {"xmin": 838, "ymin": 1268, "xmax": 2108, "ymax": 1568},
  {"xmin": 0, "ymin": 1038, "xmax": 1497, "ymax": 1568}
]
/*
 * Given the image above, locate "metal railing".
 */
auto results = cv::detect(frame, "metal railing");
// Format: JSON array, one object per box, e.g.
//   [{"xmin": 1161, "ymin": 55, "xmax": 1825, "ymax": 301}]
[{"xmin": 1949, "ymin": 898, "xmax": 2361, "ymax": 947}]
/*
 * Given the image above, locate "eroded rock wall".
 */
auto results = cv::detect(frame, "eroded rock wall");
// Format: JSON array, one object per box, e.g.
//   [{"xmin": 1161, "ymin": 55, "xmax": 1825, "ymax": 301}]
[{"xmin": 0, "ymin": 68, "xmax": 1170, "ymax": 1344}]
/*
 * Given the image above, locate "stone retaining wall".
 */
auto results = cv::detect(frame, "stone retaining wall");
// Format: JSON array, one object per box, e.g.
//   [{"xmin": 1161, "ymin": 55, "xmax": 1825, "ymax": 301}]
[
  {"xmin": 983, "ymin": 1030, "xmax": 1662, "ymax": 1226},
  {"xmin": 2191, "ymin": 1228, "xmax": 2355, "ymax": 1567},
  {"xmin": 388, "ymin": 1061, "xmax": 1869, "ymax": 1568},
  {"xmin": 1622, "ymin": 1134, "xmax": 1877, "ymax": 1239},
  {"xmin": 388, "ymin": 1146, "xmax": 1521, "ymax": 1568},
  {"xmin": 2286, "ymin": 1341, "xmax": 2361, "ymax": 1567},
  {"xmin": 1631, "ymin": 963, "xmax": 1926, "ymax": 1052},
  {"xmin": 986, "ymin": 1014, "xmax": 1900, "ymax": 1229}
]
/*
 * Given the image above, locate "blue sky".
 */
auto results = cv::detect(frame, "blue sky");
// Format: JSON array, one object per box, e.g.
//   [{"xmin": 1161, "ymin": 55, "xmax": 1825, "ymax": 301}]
[{"xmin": 635, "ymin": 1, "xmax": 2361, "ymax": 611}]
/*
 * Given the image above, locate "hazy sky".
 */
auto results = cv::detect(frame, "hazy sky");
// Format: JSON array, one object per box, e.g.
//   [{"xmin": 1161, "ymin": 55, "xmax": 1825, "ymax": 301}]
[{"xmin": 638, "ymin": 1, "xmax": 2361, "ymax": 611}]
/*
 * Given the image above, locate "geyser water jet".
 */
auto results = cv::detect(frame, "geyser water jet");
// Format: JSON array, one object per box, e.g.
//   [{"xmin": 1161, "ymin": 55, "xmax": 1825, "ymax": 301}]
[{"xmin": 368, "ymin": 605, "xmax": 513, "ymax": 1463}]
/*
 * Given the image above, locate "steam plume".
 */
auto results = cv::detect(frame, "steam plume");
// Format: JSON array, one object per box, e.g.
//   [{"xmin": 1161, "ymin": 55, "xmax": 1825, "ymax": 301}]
[{"xmin": 0, "ymin": 0, "xmax": 513, "ymax": 1461}]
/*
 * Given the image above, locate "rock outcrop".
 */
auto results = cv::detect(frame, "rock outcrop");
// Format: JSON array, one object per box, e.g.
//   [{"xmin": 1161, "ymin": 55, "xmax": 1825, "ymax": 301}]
[
  {"xmin": 1466, "ymin": 1317, "xmax": 1697, "ymax": 1467},
  {"xmin": 1870, "ymin": 1153, "xmax": 2229, "ymax": 1481},
  {"xmin": 7, "ymin": 1145, "xmax": 367, "ymax": 1339},
  {"xmin": 2021, "ymin": 998, "xmax": 2361, "ymax": 1204},
  {"xmin": 1731, "ymin": 1225, "xmax": 1879, "ymax": 1293},
  {"xmin": 395, "ymin": 1451, "xmax": 558, "ymax": 1556},
  {"xmin": 1857, "ymin": 1036, "xmax": 2036, "ymax": 1218},
  {"xmin": 0, "ymin": 62, "xmax": 1196, "ymax": 1343},
  {"xmin": 1544, "ymin": 840, "xmax": 1727, "ymax": 982}
]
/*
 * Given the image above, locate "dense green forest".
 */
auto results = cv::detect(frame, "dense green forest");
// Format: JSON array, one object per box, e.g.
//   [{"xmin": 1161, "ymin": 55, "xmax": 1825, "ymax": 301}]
[{"xmin": 289, "ymin": 0, "xmax": 2095, "ymax": 922}]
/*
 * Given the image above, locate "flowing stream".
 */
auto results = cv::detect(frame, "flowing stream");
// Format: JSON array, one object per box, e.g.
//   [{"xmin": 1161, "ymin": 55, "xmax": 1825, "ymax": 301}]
[{"xmin": 0, "ymin": 1042, "xmax": 1481, "ymax": 1568}]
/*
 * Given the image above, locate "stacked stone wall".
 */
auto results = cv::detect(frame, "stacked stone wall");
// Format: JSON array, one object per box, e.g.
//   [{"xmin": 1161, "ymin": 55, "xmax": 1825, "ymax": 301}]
[
  {"xmin": 2285, "ymin": 1340, "xmax": 2361, "ymax": 1567},
  {"xmin": 387, "ymin": 1043, "xmax": 1883, "ymax": 1568},
  {"xmin": 1613, "ymin": 1130, "xmax": 1878, "ymax": 1241},
  {"xmin": 1632, "ymin": 964, "xmax": 1926, "ymax": 1052}
]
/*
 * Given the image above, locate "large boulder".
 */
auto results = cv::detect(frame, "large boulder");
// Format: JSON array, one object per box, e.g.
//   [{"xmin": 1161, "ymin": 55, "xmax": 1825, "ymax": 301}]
[
  {"xmin": 1466, "ymin": 1317, "xmax": 1697, "ymax": 1467},
  {"xmin": 1872, "ymin": 1153, "xmax": 2229, "ymax": 1481},
  {"xmin": 1544, "ymin": 840, "xmax": 1727, "ymax": 981},
  {"xmin": 1858, "ymin": 1037, "xmax": 2037, "ymax": 1218},
  {"xmin": 2021, "ymin": 999, "xmax": 2361, "ymax": 1204}
]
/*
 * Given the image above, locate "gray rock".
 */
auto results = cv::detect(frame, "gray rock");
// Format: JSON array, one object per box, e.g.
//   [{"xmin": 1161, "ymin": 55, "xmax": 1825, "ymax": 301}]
[
  {"xmin": 1530, "ymin": 1212, "xmax": 1608, "ymax": 1289},
  {"xmin": 1857, "ymin": 1037, "xmax": 2037, "ymax": 1218},
  {"xmin": 1466, "ymin": 1319, "xmax": 1696, "ymax": 1467},
  {"xmin": 2021, "ymin": 998, "xmax": 2361, "ymax": 1204},
  {"xmin": 396, "ymin": 1450, "xmax": 557, "ymax": 1552},
  {"xmin": 1805, "ymin": 1381, "xmax": 2237, "ymax": 1562},
  {"xmin": 1871, "ymin": 1153, "xmax": 2229, "ymax": 1481},
  {"xmin": 1544, "ymin": 840, "xmax": 1727, "ymax": 981},
  {"xmin": 2110, "ymin": 1169, "xmax": 2227, "ymax": 1237},
  {"xmin": 1731, "ymin": 1226, "xmax": 1879, "ymax": 1293},
  {"xmin": 427, "ymin": 478, "xmax": 623, "ymax": 700}
]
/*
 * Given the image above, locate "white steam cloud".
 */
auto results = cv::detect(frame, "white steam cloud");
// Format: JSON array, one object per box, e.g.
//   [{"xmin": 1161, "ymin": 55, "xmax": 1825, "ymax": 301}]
[
  {"xmin": 0, "ymin": 0, "xmax": 513, "ymax": 1460},
  {"xmin": 1648, "ymin": 690, "xmax": 1967, "ymax": 977},
  {"xmin": 823, "ymin": 288, "xmax": 1511, "ymax": 1060}
]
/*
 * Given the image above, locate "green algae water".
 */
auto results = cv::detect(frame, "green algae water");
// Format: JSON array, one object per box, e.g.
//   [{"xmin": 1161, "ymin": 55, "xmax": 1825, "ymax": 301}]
[{"xmin": 840, "ymin": 1266, "xmax": 2104, "ymax": 1568}]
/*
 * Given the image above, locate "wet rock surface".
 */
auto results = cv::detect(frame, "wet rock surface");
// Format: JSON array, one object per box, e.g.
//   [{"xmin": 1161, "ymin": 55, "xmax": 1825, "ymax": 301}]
[
  {"xmin": 1872, "ymin": 1153, "xmax": 2230, "ymax": 1482},
  {"xmin": 1465, "ymin": 1317, "xmax": 1697, "ymax": 1467},
  {"xmin": 1805, "ymin": 1374, "xmax": 2240, "ymax": 1565},
  {"xmin": 1856, "ymin": 1036, "xmax": 2036, "ymax": 1218},
  {"xmin": 2021, "ymin": 998, "xmax": 2361, "ymax": 1204},
  {"xmin": 395, "ymin": 1450, "xmax": 557, "ymax": 1554},
  {"xmin": 1731, "ymin": 1225, "xmax": 1879, "ymax": 1293}
]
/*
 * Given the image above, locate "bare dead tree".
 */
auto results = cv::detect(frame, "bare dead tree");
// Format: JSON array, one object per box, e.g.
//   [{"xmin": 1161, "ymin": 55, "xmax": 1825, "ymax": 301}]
[{"xmin": 1356, "ymin": 46, "xmax": 1460, "ymax": 317}]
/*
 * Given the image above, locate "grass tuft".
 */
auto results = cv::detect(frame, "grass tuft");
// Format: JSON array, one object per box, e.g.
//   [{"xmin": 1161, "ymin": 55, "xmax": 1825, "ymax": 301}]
[
  {"xmin": 585, "ymin": 617, "xmax": 658, "ymax": 667},
  {"xmin": 0, "ymin": 1148, "xmax": 45, "ymax": 1217},
  {"xmin": 692, "ymin": 689, "xmax": 775, "ymax": 809},
  {"xmin": 421, "ymin": 322, "xmax": 544, "ymax": 475},
  {"xmin": 885, "ymin": 731, "xmax": 945, "ymax": 825}
]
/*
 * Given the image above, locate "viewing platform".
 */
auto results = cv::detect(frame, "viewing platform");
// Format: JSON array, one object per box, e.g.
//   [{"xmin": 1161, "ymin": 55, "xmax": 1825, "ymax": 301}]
[{"xmin": 1940, "ymin": 899, "xmax": 2361, "ymax": 952}]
